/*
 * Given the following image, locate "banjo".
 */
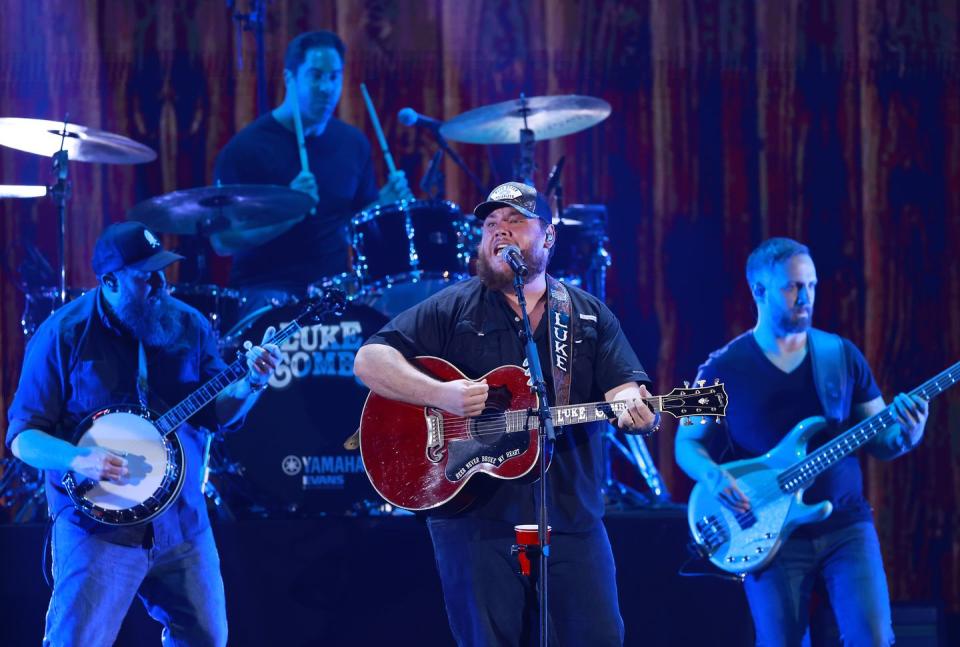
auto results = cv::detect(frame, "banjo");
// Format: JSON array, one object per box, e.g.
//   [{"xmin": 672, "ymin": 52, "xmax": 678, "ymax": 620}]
[{"xmin": 62, "ymin": 291, "xmax": 344, "ymax": 526}]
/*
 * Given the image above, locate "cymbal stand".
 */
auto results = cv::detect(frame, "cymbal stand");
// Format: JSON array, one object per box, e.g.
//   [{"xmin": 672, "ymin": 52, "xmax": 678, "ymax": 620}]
[
  {"xmin": 50, "ymin": 117, "xmax": 72, "ymax": 306},
  {"xmin": 229, "ymin": 0, "xmax": 271, "ymax": 115},
  {"xmin": 513, "ymin": 94, "xmax": 536, "ymax": 185}
]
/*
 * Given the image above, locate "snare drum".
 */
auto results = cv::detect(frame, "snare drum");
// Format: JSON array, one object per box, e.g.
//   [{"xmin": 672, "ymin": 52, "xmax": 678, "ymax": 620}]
[
  {"xmin": 168, "ymin": 283, "xmax": 244, "ymax": 337},
  {"xmin": 220, "ymin": 302, "xmax": 389, "ymax": 516},
  {"xmin": 352, "ymin": 200, "xmax": 473, "ymax": 315}
]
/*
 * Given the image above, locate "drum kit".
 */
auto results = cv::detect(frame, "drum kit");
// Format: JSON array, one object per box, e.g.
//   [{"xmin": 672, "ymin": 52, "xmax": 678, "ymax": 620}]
[{"xmin": 1, "ymin": 93, "xmax": 666, "ymax": 520}]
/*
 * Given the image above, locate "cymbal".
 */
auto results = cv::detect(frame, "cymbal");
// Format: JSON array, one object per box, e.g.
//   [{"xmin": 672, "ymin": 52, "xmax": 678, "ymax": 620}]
[
  {"xmin": 0, "ymin": 185, "xmax": 47, "ymax": 199},
  {"xmin": 0, "ymin": 118, "xmax": 156, "ymax": 164},
  {"xmin": 128, "ymin": 184, "xmax": 315, "ymax": 235},
  {"xmin": 439, "ymin": 95, "xmax": 611, "ymax": 144}
]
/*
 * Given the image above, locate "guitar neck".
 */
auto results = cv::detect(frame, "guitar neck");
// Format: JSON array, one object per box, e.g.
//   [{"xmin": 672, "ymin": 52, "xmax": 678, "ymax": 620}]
[
  {"xmin": 779, "ymin": 360, "xmax": 960, "ymax": 492},
  {"xmin": 155, "ymin": 320, "xmax": 305, "ymax": 435},
  {"xmin": 506, "ymin": 397, "xmax": 664, "ymax": 431}
]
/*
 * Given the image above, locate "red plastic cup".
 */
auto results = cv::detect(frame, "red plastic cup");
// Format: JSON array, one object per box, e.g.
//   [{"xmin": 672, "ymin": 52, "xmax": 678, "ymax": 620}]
[{"xmin": 513, "ymin": 524, "xmax": 551, "ymax": 577}]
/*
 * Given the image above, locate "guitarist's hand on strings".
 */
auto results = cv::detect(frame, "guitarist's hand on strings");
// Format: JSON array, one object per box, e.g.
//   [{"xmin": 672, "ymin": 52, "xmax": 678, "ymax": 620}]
[
  {"xmin": 708, "ymin": 467, "xmax": 751, "ymax": 514},
  {"xmin": 243, "ymin": 326, "xmax": 283, "ymax": 389},
  {"xmin": 892, "ymin": 392, "xmax": 929, "ymax": 447},
  {"xmin": 70, "ymin": 446, "xmax": 128, "ymax": 483},
  {"xmin": 437, "ymin": 379, "xmax": 489, "ymax": 417}
]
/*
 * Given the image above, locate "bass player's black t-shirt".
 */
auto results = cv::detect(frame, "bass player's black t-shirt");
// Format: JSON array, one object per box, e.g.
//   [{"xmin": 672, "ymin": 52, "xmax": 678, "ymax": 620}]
[{"xmin": 694, "ymin": 331, "xmax": 882, "ymax": 535}]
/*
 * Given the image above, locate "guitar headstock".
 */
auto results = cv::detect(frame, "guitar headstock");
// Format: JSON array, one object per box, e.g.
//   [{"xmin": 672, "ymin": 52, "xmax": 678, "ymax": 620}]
[
  {"xmin": 657, "ymin": 379, "xmax": 728, "ymax": 424},
  {"xmin": 299, "ymin": 287, "xmax": 347, "ymax": 324}
]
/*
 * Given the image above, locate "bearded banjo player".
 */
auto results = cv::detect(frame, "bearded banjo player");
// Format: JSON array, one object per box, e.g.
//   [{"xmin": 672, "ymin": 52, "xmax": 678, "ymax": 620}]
[{"xmin": 6, "ymin": 221, "xmax": 283, "ymax": 646}]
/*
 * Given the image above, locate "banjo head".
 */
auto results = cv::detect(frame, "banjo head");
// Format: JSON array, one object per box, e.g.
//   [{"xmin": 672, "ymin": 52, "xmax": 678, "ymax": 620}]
[{"xmin": 64, "ymin": 405, "xmax": 185, "ymax": 525}]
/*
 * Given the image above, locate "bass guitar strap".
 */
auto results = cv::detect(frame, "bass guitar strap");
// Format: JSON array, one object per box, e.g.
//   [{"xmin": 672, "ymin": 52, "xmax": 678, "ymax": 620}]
[{"xmin": 807, "ymin": 328, "xmax": 850, "ymax": 426}]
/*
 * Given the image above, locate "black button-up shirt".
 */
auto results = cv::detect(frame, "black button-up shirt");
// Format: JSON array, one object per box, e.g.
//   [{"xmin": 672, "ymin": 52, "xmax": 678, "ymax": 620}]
[
  {"xmin": 6, "ymin": 289, "xmax": 234, "ymax": 547},
  {"xmin": 364, "ymin": 277, "xmax": 650, "ymax": 532}
]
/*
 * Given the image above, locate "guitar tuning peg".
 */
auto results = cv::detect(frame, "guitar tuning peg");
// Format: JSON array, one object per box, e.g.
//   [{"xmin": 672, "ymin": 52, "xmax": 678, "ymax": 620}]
[
  {"xmin": 699, "ymin": 417, "xmax": 707, "ymax": 425},
  {"xmin": 697, "ymin": 380, "xmax": 706, "ymax": 388},
  {"xmin": 680, "ymin": 417, "xmax": 692, "ymax": 426},
  {"xmin": 713, "ymin": 377, "xmax": 720, "ymax": 385},
  {"xmin": 683, "ymin": 381, "xmax": 690, "ymax": 388},
  {"xmin": 715, "ymin": 417, "xmax": 721, "ymax": 424}
]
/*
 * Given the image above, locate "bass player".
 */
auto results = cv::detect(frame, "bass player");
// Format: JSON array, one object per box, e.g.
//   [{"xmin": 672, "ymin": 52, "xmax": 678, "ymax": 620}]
[{"xmin": 674, "ymin": 237, "xmax": 928, "ymax": 646}]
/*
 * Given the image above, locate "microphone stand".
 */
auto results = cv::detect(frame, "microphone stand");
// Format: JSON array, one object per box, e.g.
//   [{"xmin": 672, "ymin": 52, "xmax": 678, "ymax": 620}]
[
  {"xmin": 511, "ymin": 269, "xmax": 555, "ymax": 647},
  {"xmin": 428, "ymin": 128, "xmax": 487, "ymax": 197}
]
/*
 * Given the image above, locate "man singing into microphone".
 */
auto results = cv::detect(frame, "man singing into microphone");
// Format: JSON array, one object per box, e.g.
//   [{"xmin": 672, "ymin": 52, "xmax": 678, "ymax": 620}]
[
  {"xmin": 214, "ymin": 30, "xmax": 412, "ymax": 304},
  {"xmin": 353, "ymin": 181, "xmax": 657, "ymax": 645}
]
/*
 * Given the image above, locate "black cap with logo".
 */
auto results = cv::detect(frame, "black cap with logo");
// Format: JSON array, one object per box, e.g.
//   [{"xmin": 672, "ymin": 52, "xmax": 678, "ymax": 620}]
[
  {"xmin": 473, "ymin": 181, "xmax": 552, "ymax": 224},
  {"xmin": 92, "ymin": 221, "xmax": 184, "ymax": 276}
]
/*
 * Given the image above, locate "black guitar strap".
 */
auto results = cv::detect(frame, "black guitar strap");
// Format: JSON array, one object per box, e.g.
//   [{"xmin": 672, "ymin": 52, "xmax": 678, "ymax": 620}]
[
  {"xmin": 546, "ymin": 276, "xmax": 574, "ymax": 408},
  {"xmin": 807, "ymin": 328, "xmax": 850, "ymax": 425}
]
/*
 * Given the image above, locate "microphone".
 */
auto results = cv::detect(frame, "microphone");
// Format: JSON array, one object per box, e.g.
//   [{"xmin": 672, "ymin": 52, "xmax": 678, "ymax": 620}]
[
  {"xmin": 398, "ymin": 107, "xmax": 443, "ymax": 131},
  {"xmin": 499, "ymin": 245, "xmax": 528, "ymax": 277},
  {"xmin": 545, "ymin": 156, "xmax": 565, "ymax": 197}
]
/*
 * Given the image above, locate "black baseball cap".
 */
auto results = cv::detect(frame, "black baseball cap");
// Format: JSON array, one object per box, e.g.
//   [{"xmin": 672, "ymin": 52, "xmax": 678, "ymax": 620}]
[
  {"xmin": 473, "ymin": 181, "xmax": 551, "ymax": 224},
  {"xmin": 92, "ymin": 221, "xmax": 184, "ymax": 275}
]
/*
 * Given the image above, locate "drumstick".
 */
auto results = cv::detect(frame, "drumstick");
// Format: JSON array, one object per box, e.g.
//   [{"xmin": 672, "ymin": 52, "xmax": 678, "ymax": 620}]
[
  {"xmin": 289, "ymin": 77, "xmax": 310, "ymax": 174},
  {"xmin": 360, "ymin": 82, "xmax": 398, "ymax": 174}
]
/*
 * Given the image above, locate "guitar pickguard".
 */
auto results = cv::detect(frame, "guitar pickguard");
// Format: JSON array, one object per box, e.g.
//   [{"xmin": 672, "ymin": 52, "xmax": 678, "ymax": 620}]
[{"xmin": 444, "ymin": 385, "xmax": 531, "ymax": 481}]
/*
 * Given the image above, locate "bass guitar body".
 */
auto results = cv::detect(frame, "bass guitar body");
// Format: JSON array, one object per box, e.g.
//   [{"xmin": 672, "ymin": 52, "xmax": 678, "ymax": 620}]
[{"xmin": 687, "ymin": 416, "xmax": 833, "ymax": 574}]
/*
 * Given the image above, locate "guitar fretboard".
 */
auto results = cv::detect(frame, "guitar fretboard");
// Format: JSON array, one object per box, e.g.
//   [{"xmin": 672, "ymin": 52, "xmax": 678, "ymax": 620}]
[
  {"xmin": 778, "ymin": 360, "xmax": 960, "ymax": 493},
  {"xmin": 500, "ymin": 398, "xmax": 664, "ymax": 432},
  {"xmin": 155, "ymin": 320, "xmax": 306, "ymax": 435}
]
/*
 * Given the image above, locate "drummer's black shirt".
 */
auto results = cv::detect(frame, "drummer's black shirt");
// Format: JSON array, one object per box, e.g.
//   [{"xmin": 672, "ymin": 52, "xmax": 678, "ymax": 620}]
[
  {"xmin": 215, "ymin": 114, "xmax": 378, "ymax": 291},
  {"xmin": 364, "ymin": 277, "xmax": 651, "ymax": 532}
]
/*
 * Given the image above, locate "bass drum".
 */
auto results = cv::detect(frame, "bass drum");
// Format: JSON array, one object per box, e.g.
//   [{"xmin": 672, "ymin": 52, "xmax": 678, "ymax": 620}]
[{"xmin": 221, "ymin": 301, "xmax": 389, "ymax": 516}]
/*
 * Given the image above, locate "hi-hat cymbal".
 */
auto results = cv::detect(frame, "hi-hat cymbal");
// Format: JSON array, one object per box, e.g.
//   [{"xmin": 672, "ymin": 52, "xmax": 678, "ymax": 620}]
[
  {"xmin": 128, "ymin": 184, "xmax": 315, "ymax": 235},
  {"xmin": 439, "ymin": 95, "xmax": 611, "ymax": 145},
  {"xmin": 0, "ymin": 118, "xmax": 156, "ymax": 164}
]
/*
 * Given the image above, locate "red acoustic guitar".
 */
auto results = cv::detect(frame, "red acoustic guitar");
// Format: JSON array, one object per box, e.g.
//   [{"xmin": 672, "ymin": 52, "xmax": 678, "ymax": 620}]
[{"xmin": 358, "ymin": 356, "xmax": 728, "ymax": 511}]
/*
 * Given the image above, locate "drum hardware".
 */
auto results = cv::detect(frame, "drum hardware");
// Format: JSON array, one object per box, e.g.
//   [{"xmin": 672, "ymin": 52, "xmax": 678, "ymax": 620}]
[
  {"xmin": 351, "ymin": 200, "xmax": 473, "ymax": 316},
  {"xmin": 397, "ymin": 107, "xmax": 488, "ymax": 199},
  {"xmin": 0, "ymin": 116, "xmax": 156, "ymax": 335},
  {"xmin": 167, "ymin": 283, "xmax": 245, "ymax": 337},
  {"xmin": 127, "ymin": 184, "xmax": 315, "ymax": 236},
  {"xmin": 228, "ymin": 0, "xmax": 270, "ymax": 114},
  {"xmin": 20, "ymin": 286, "xmax": 89, "ymax": 337},
  {"xmin": 0, "ymin": 457, "xmax": 46, "ymax": 523}
]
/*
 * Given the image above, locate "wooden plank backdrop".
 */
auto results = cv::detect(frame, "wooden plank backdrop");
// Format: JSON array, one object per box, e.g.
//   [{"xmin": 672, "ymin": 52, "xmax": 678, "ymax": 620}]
[{"xmin": 0, "ymin": 0, "xmax": 957, "ymax": 612}]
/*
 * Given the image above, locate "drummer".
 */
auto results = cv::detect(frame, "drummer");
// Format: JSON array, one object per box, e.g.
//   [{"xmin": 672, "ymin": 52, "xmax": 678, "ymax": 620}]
[{"xmin": 213, "ymin": 30, "xmax": 412, "ymax": 304}]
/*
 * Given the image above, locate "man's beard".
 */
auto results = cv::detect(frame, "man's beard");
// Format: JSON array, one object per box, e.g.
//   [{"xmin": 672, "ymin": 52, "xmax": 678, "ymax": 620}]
[
  {"xmin": 778, "ymin": 306, "xmax": 813, "ymax": 333},
  {"xmin": 113, "ymin": 292, "xmax": 182, "ymax": 347},
  {"xmin": 476, "ymin": 245, "xmax": 549, "ymax": 291}
]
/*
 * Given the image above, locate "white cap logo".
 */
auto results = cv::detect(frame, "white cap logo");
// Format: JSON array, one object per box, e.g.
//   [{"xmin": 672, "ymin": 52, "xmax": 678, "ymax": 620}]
[
  {"xmin": 489, "ymin": 184, "xmax": 524, "ymax": 201},
  {"xmin": 143, "ymin": 229, "xmax": 160, "ymax": 248}
]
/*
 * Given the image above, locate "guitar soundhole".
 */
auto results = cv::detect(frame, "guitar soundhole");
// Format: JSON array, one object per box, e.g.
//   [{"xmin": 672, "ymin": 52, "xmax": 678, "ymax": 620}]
[{"xmin": 469, "ymin": 411, "xmax": 507, "ymax": 446}]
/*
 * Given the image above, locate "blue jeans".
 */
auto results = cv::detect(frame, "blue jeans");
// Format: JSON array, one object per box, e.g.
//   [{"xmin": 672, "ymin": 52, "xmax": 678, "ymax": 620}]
[
  {"xmin": 427, "ymin": 517, "xmax": 624, "ymax": 647},
  {"xmin": 45, "ymin": 522, "xmax": 227, "ymax": 647},
  {"xmin": 743, "ymin": 521, "xmax": 893, "ymax": 647}
]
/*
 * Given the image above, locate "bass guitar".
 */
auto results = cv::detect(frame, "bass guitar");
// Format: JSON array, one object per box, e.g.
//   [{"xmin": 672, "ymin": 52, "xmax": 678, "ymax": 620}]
[
  {"xmin": 687, "ymin": 360, "xmax": 959, "ymax": 574},
  {"xmin": 62, "ymin": 291, "xmax": 345, "ymax": 526},
  {"xmin": 359, "ymin": 356, "xmax": 728, "ymax": 511}
]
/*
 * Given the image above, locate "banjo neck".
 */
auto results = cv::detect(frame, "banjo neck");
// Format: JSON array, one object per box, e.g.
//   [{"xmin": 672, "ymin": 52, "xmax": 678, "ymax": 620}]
[{"xmin": 154, "ymin": 314, "xmax": 310, "ymax": 435}]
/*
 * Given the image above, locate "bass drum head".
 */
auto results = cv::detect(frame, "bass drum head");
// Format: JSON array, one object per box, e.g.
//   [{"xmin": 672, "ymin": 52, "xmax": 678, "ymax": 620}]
[{"xmin": 222, "ymin": 302, "xmax": 389, "ymax": 516}]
